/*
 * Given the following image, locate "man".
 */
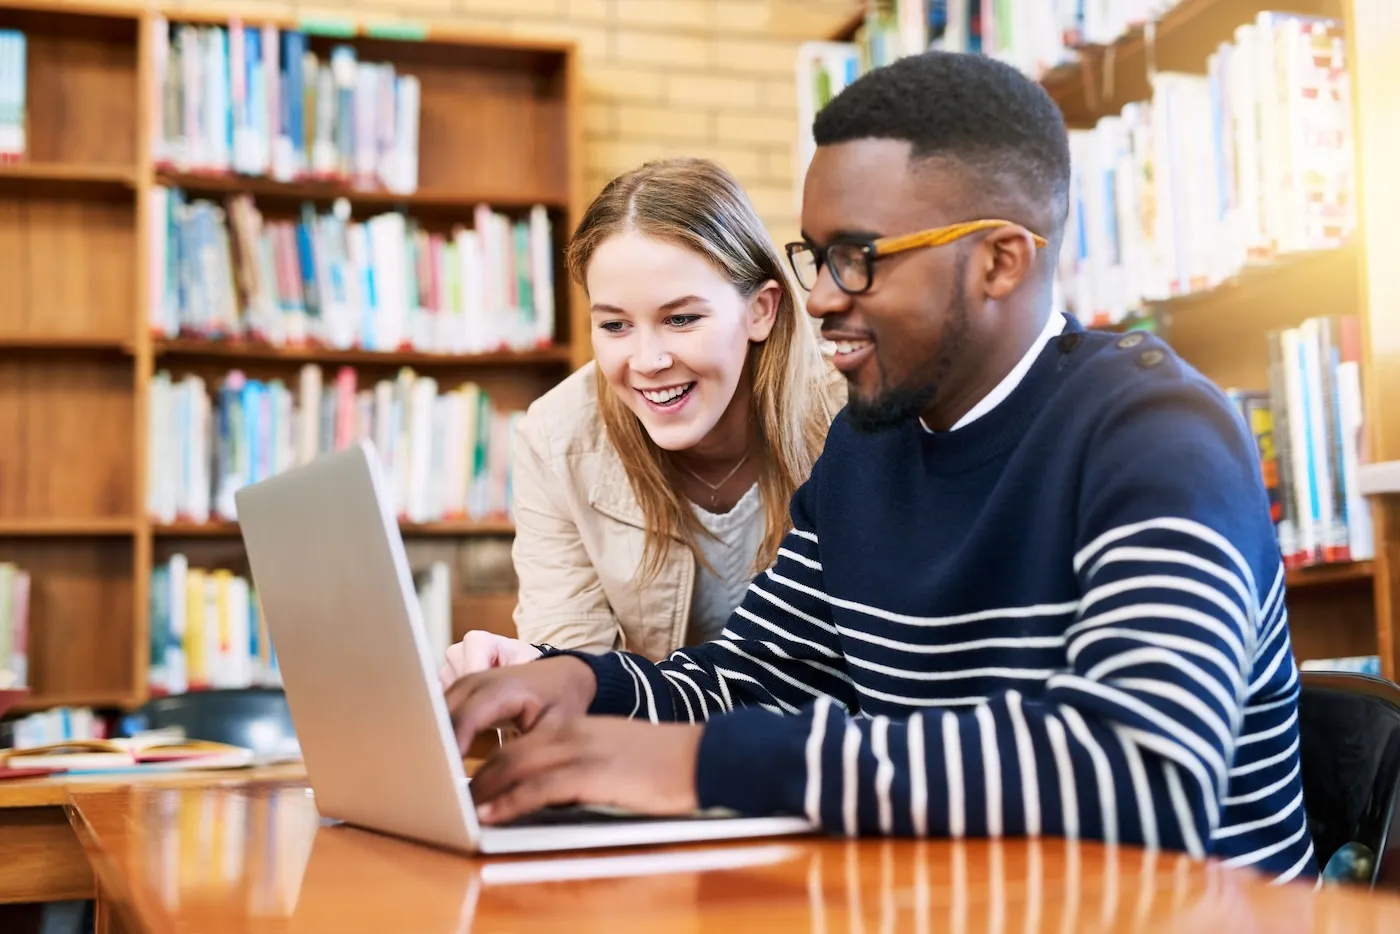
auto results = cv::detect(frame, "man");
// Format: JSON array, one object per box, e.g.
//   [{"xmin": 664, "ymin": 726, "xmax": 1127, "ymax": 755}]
[{"xmin": 445, "ymin": 50, "xmax": 1315, "ymax": 883}]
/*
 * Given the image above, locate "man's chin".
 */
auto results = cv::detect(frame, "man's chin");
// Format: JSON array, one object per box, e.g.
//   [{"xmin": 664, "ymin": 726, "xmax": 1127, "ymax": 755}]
[{"xmin": 843, "ymin": 384, "xmax": 937, "ymax": 435}]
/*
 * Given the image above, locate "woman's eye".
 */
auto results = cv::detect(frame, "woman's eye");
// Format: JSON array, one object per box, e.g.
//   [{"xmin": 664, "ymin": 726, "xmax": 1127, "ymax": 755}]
[
  {"xmin": 597, "ymin": 321, "xmax": 627, "ymax": 333},
  {"xmin": 667, "ymin": 314, "xmax": 701, "ymax": 327}
]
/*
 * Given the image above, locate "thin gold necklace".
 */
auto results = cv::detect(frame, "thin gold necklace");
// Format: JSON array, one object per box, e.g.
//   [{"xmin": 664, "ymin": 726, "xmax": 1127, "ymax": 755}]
[{"xmin": 678, "ymin": 452, "xmax": 750, "ymax": 509}]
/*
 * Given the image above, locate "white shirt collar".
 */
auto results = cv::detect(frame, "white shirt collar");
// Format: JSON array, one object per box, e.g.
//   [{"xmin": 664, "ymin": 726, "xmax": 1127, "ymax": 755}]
[{"xmin": 921, "ymin": 312, "xmax": 1066, "ymax": 434}]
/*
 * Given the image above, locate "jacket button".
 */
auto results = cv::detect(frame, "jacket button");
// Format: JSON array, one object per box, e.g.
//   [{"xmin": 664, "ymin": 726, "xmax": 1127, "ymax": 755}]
[
  {"xmin": 1116, "ymin": 332, "xmax": 1144, "ymax": 349},
  {"xmin": 1138, "ymin": 349, "xmax": 1165, "ymax": 368}
]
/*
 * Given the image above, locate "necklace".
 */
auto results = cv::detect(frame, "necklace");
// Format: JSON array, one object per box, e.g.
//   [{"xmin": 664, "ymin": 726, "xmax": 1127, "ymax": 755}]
[{"xmin": 678, "ymin": 452, "xmax": 750, "ymax": 509}]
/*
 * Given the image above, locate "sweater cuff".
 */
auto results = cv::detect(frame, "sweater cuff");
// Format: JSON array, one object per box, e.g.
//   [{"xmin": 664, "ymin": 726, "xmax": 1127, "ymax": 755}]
[
  {"xmin": 536, "ymin": 648, "xmax": 639, "ymax": 717},
  {"xmin": 695, "ymin": 707, "xmax": 810, "ymax": 817}
]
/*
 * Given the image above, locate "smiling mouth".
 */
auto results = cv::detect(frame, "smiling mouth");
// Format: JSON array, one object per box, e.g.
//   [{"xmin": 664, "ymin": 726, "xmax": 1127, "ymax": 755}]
[
  {"xmin": 638, "ymin": 383, "xmax": 696, "ymax": 407},
  {"xmin": 821, "ymin": 338, "xmax": 874, "ymax": 358}
]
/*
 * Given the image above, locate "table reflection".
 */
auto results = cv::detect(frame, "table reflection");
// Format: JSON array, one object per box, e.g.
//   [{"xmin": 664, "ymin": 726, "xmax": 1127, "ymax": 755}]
[{"xmin": 82, "ymin": 782, "xmax": 1400, "ymax": 934}]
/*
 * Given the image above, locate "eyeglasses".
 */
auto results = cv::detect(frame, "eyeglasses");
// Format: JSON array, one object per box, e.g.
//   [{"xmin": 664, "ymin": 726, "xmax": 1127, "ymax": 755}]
[{"xmin": 784, "ymin": 219, "xmax": 1048, "ymax": 295}]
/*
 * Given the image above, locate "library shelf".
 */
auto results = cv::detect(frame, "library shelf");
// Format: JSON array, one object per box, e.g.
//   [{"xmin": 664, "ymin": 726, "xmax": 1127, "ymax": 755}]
[
  {"xmin": 154, "ymin": 169, "xmax": 569, "ymax": 213},
  {"xmin": 1040, "ymin": 0, "xmax": 1345, "ymax": 128},
  {"xmin": 152, "ymin": 519, "xmax": 515, "ymax": 538},
  {"xmin": 1286, "ymin": 561, "xmax": 1375, "ymax": 591},
  {"xmin": 0, "ymin": 161, "xmax": 137, "ymax": 189},
  {"xmin": 151, "ymin": 339, "xmax": 574, "ymax": 369},
  {"xmin": 0, "ymin": 518, "xmax": 138, "ymax": 537},
  {"xmin": 0, "ymin": 335, "xmax": 134, "ymax": 354},
  {"xmin": 0, "ymin": 1, "xmax": 583, "ymax": 718},
  {"xmin": 8, "ymin": 688, "xmax": 134, "ymax": 715}
]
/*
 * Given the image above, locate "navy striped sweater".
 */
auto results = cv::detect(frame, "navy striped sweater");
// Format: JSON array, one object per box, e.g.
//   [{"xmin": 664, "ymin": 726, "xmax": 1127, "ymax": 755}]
[{"xmin": 558, "ymin": 315, "xmax": 1316, "ymax": 882}]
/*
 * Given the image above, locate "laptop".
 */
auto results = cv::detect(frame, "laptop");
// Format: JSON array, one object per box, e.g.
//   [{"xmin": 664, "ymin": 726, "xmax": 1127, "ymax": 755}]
[{"xmin": 233, "ymin": 439, "xmax": 815, "ymax": 855}]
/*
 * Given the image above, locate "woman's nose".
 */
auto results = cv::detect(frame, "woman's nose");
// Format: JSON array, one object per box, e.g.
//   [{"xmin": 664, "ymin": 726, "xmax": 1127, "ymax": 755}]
[{"xmin": 629, "ymin": 336, "xmax": 672, "ymax": 374}]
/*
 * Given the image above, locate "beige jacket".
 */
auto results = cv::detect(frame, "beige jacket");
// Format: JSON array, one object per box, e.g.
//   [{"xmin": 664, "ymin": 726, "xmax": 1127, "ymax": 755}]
[{"xmin": 510, "ymin": 361, "xmax": 843, "ymax": 661}]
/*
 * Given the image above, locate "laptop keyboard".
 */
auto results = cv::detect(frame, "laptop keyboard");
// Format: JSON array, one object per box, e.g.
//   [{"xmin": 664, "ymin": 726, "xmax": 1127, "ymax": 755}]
[{"xmin": 501, "ymin": 804, "xmax": 739, "ymax": 827}]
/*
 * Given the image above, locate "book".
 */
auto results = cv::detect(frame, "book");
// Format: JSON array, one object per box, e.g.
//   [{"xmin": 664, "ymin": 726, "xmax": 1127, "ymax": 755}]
[{"xmin": 2, "ymin": 730, "xmax": 254, "ymax": 772}]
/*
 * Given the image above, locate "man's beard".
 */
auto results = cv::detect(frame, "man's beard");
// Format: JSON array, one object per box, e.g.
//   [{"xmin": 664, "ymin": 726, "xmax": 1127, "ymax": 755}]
[{"xmin": 844, "ymin": 288, "xmax": 970, "ymax": 435}]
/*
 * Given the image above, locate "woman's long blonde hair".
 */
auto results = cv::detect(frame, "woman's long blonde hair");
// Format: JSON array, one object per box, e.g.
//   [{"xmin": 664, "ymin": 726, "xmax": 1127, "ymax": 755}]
[{"xmin": 567, "ymin": 157, "xmax": 837, "ymax": 582}]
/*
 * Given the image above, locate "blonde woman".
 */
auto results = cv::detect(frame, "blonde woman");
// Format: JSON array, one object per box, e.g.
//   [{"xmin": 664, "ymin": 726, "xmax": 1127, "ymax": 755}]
[{"xmin": 439, "ymin": 157, "xmax": 842, "ymax": 684}]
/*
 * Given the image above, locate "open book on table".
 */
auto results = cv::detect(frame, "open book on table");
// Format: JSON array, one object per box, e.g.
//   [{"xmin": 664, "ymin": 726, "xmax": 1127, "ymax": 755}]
[{"xmin": 1, "ymin": 729, "xmax": 255, "ymax": 773}]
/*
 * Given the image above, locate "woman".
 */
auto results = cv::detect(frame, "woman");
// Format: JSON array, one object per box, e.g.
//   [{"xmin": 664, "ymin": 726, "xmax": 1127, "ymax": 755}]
[{"xmin": 439, "ymin": 157, "xmax": 842, "ymax": 684}]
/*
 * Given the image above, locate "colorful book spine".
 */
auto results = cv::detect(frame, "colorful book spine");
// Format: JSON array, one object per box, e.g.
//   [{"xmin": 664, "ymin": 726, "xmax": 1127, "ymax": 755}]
[
  {"xmin": 0, "ymin": 561, "xmax": 31, "ymax": 690},
  {"xmin": 1232, "ymin": 315, "xmax": 1374, "ymax": 569},
  {"xmin": 0, "ymin": 29, "xmax": 25, "ymax": 163},
  {"xmin": 146, "ymin": 365, "xmax": 523, "ymax": 527},
  {"xmin": 152, "ymin": 17, "xmax": 419, "ymax": 192},
  {"xmin": 147, "ymin": 557, "xmax": 277, "ymax": 696},
  {"xmin": 147, "ymin": 188, "xmax": 555, "ymax": 354},
  {"xmin": 148, "ymin": 554, "xmax": 450, "ymax": 697},
  {"xmin": 1057, "ymin": 13, "xmax": 1355, "ymax": 326}
]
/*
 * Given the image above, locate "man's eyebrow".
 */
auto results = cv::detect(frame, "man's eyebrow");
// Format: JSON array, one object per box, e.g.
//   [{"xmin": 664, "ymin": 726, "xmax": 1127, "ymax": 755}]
[{"xmin": 798, "ymin": 229, "xmax": 884, "ymax": 244}]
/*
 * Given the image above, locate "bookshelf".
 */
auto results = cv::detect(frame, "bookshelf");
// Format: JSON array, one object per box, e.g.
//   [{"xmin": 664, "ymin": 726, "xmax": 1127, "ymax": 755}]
[
  {"xmin": 811, "ymin": 1, "xmax": 1400, "ymax": 678},
  {"xmin": 0, "ymin": 1, "xmax": 584, "ymax": 714}
]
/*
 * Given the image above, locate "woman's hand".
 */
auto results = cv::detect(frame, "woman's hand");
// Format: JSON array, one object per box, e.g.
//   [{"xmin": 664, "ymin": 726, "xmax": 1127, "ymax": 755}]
[{"xmin": 438, "ymin": 631, "xmax": 543, "ymax": 691}]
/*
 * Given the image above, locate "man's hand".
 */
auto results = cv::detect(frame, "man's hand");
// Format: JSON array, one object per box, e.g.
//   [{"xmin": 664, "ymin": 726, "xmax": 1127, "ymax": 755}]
[
  {"xmin": 443, "ymin": 654, "xmax": 597, "ymax": 754},
  {"xmin": 469, "ymin": 717, "xmax": 703, "ymax": 824},
  {"xmin": 438, "ymin": 631, "xmax": 543, "ymax": 691}
]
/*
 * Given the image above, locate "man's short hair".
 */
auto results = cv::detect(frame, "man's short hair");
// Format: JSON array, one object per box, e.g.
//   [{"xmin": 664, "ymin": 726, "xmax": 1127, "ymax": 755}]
[{"xmin": 812, "ymin": 51, "xmax": 1072, "ymax": 242}]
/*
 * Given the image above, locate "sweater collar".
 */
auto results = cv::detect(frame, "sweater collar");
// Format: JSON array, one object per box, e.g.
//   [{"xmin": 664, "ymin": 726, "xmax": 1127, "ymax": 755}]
[
  {"xmin": 910, "ymin": 312, "xmax": 1082, "ymax": 475},
  {"xmin": 919, "ymin": 310, "xmax": 1067, "ymax": 435}
]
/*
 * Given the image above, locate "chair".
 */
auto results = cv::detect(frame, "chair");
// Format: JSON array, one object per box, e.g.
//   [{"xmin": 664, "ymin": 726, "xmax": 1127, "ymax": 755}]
[
  {"xmin": 129, "ymin": 687, "xmax": 299, "ymax": 760},
  {"xmin": 1297, "ymin": 670, "xmax": 1400, "ymax": 889}
]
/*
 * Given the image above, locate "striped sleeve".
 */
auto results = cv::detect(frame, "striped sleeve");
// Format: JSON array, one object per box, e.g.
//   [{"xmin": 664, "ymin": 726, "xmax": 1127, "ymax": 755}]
[
  {"xmin": 566, "ymin": 482, "xmax": 858, "ymax": 727},
  {"xmin": 689, "ymin": 379, "xmax": 1275, "ymax": 858}
]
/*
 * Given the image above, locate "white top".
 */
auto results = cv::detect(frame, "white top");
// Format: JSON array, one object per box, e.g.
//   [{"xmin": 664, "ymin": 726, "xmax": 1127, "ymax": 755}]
[
  {"xmin": 923, "ymin": 311, "xmax": 1067, "ymax": 433},
  {"xmin": 687, "ymin": 483, "xmax": 764, "ymax": 645}
]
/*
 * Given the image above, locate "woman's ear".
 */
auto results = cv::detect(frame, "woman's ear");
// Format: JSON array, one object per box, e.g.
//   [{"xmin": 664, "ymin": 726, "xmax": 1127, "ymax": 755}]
[{"xmin": 746, "ymin": 280, "xmax": 781, "ymax": 343}]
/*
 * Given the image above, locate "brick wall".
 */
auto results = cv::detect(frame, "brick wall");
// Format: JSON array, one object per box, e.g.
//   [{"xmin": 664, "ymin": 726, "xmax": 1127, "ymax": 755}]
[{"xmin": 295, "ymin": 0, "xmax": 862, "ymax": 247}]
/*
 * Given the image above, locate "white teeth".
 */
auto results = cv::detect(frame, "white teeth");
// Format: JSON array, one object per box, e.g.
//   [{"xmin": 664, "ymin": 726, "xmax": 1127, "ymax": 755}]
[
  {"xmin": 823, "ymin": 339, "xmax": 872, "ymax": 356},
  {"xmin": 642, "ymin": 384, "xmax": 693, "ymax": 404}
]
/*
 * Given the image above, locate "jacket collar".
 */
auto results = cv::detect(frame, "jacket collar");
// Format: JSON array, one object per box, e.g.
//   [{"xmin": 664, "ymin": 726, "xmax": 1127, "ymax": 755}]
[{"xmin": 587, "ymin": 441, "xmax": 650, "ymax": 532}]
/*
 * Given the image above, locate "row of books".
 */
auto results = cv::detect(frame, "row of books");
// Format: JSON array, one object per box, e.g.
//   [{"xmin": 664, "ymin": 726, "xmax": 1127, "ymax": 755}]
[
  {"xmin": 147, "ymin": 554, "xmax": 452, "ymax": 696},
  {"xmin": 1299, "ymin": 655, "xmax": 1381, "ymax": 676},
  {"xmin": 815, "ymin": 1, "xmax": 1195, "ymax": 100},
  {"xmin": 0, "ymin": 562, "xmax": 30, "ymax": 691},
  {"xmin": 153, "ymin": 19, "xmax": 420, "ymax": 192},
  {"xmin": 1058, "ymin": 12, "xmax": 1354, "ymax": 325},
  {"xmin": 793, "ymin": 1, "xmax": 1189, "ymax": 208},
  {"xmin": 146, "ymin": 364, "xmax": 522, "ymax": 527},
  {"xmin": 148, "ymin": 555, "xmax": 279, "ymax": 696},
  {"xmin": 7, "ymin": 707, "xmax": 107, "ymax": 750},
  {"xmin": 1231, "ymin": 315, "xmax": 1372, "ymax": 569},
  {"xmin": 148, "ymin": 187, "xmax": 557, "ymax": 355},
  {"xmin": 0, "ymin": 30, "xmax": 23, "ymax": 163}
]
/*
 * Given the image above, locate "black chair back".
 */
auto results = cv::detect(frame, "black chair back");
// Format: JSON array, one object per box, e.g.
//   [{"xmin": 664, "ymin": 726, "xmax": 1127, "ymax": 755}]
[
  {"xmin": 1298, "ymin": 670, "xmax": 1400, "ymax": 889},
  {"xmin": 132, "ymin": 687, "xmax": 299, "ymax": 759}
]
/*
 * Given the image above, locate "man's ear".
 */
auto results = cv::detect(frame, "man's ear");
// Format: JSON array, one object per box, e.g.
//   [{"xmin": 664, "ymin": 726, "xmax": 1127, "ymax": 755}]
[
  {"xmin": 981, "ymin": 227, "xmax": 1040, "ymax": 301},
  {"xmin": 747, "ymin": 280, "xmax": 781, "ymax": 342}
]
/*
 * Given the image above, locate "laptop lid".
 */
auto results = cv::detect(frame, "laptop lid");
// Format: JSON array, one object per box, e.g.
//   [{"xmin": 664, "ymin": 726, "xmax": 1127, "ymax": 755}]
[{"xmin": 234, "ymin": 440, "xmax": 481, "ymax": 853}]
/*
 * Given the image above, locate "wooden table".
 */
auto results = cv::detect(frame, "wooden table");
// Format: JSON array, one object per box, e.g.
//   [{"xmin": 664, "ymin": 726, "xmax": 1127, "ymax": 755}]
[
  {"xmin": 58, "ymin": 778, "xmax": 1400, "ymax": 934},
  {"xmin": 0, "ymin": 764, "xmax": 305, "ymax": 908}
]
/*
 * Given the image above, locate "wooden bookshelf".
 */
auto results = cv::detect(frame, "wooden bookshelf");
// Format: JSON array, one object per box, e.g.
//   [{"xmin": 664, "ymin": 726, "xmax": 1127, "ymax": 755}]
[
  {"xmin": 824, "ymin": 1, "xmax": 1400, "ymax": 677},
  {"xmin": 0, "ymin": 1, "xmax": 582, "ymax": 714}
]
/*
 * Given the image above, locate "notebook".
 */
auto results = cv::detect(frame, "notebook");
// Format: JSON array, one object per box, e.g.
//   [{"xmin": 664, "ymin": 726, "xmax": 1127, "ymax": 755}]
[{"xmin": 2, "ymin": 730, "xmax": 254, "ymax": 772}]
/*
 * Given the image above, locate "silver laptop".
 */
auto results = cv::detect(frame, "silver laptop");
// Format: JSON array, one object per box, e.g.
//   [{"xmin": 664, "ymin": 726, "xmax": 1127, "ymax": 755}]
[{"xmin": 233, "ymin": 439, "xmax": 814, "ymax": 855}]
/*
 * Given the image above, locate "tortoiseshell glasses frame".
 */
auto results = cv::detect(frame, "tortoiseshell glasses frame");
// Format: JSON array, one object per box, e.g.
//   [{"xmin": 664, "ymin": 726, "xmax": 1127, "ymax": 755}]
[{"xmin": 785, "ymin": 219, "xmax": 1048, "ymax": 295}]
